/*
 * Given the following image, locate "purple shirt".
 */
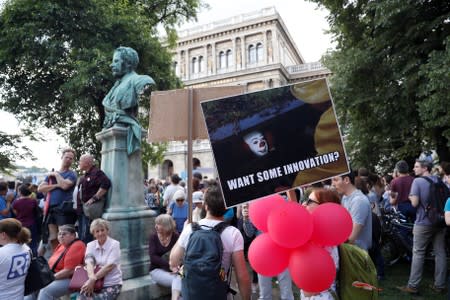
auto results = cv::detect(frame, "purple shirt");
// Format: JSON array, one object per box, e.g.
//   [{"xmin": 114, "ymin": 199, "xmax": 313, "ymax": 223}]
[
  {"xmin": 12, "ymin": 197, "xmax": 37, "ymax": 227},
  {"xmin": 148, "ymin": 232, "xmax": 179, "ymax": 271},
  {"xmin": 78, "ymin": 167, "xmax": 111, "ymax": 203},
  {"xmin": 391, "ymin": 175, "xmax": 414, "ymax": 203}
]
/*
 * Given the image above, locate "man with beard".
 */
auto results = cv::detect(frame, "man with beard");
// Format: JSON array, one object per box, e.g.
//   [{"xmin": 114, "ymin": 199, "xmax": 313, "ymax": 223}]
[{"xmin": 38, "ymin": 148, "xmax": 78, "ymax": 252}]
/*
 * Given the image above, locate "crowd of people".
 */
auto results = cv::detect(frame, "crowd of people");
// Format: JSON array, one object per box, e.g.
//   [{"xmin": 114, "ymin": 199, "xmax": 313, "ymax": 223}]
[
  {"xmin": 0, "ymin": 148, "xmax": 122, "ymax": 300},
  {"xmin": 141, "ymin": 158, "xmax": 449, "ymax": 299},
  {"xmin": 1, "ymin": 148, "xmax": 450, "ymax": 299}
]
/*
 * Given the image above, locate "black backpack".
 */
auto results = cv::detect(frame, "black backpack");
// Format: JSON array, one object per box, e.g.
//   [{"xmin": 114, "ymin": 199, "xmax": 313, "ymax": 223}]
[
  {"xmin": 182, "ymin": 222, "xmax": 229, "ymax": 300},
  {"xmin": 421, "ymin": 176, "xmax": 450, "ymax": 228}
]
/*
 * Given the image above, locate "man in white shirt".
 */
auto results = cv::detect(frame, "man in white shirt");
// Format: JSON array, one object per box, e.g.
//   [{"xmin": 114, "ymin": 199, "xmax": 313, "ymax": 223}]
[{"xmin": 162, "ymin": 174, "xmax": 184, "ymax": 209}]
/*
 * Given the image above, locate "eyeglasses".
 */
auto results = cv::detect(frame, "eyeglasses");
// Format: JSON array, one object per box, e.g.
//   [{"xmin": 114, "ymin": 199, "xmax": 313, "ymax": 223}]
[
  {"xmin": 305, "ymin": 198, "xmax": 320, "ymax": 206},
  {"xmin": 176, "ymin": 199, "xmax": 184, "ymax": 202}
]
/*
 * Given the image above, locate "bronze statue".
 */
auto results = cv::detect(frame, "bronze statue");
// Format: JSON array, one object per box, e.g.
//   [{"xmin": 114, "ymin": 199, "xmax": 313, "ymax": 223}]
[{"xmin": 102, "ymin": 46, "xmax": 155, "ymax": 155}]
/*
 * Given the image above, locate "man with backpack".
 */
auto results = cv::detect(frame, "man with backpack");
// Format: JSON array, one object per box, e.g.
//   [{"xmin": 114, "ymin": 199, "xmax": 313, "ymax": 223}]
[
  {"xmin": 398, "ymin": 159, "xmax": 448, "ymax": 295},
  {"xmin": 169, "ymin": 182, "xmax": 251, "ymax": 300}
]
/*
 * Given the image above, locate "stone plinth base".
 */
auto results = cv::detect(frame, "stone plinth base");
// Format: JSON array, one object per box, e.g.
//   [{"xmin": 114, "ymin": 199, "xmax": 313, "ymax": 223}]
[
  {"xmin": 117, "ymin": 275, "xmax": 171, "ymax": 300},
  {"xmin": 96, "ymin": 126, "xmax": 156, "ymax": 279},
  {"xmin": 102, "ymin": 208, "xmax": 157, "ymax": 280}
]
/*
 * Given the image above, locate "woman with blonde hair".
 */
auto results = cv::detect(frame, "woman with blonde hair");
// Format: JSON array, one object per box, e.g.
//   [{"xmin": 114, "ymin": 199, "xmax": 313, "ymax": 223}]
[
  {"xmin": 0, "ymin": 218, "xmax": 32, "ymax": 298},
  {"xmin": 148, "ymin": 214, "xmax": 181, "ymax": 300},
  {"xmin": 79, "ymin": 218, "xmax": 122, "ymax": 299}
]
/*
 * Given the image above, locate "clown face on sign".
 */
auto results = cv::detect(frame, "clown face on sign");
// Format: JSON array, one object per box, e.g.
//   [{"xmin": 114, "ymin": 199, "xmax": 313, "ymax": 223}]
[{"xmin": 243, "ymin": 131, "xmax": 269, "ymax": 157}]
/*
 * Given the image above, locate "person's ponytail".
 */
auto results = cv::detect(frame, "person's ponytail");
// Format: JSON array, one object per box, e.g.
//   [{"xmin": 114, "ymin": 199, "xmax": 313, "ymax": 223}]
[{"xmin": 17, "ymin": 226, "xmax": 31, "ymax": 244}]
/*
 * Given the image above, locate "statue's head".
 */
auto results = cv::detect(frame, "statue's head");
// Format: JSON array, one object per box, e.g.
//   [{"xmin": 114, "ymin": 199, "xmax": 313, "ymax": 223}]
[{"xmin": 110, "ymin": 46, "xmax": 139, "ymax": 78}]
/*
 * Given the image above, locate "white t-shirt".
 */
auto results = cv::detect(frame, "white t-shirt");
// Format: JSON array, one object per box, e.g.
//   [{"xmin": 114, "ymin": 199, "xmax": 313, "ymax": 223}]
[
  {"xmin": 0, "ymin": 243, "xmax": 31, "ymax": 299},
  {"xmin": 178, "ymin": 219, "xmax": 244, "ymax": 274},
  {"xmin": 163, "ymin": 185, "xmax": 184, "ymax": 207}
]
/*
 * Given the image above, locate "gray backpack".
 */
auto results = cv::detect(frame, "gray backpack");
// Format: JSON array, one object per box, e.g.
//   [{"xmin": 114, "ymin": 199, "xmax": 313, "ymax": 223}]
[{"xmin": 182, "ymin": 222, "xmax": 230, "ymax": 300}]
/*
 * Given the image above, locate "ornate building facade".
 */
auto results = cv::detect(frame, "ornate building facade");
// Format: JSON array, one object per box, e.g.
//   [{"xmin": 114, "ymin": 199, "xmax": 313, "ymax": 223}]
[{"xmin": 148, "ymin": 7, "xmax": 330, "ymax": 180}]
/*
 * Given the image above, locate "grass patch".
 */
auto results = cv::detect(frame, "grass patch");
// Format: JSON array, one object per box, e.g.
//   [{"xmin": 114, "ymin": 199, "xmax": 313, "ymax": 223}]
[{"xmin": 378, "ymin": 258, "xmax": 447, "ymax": 300}]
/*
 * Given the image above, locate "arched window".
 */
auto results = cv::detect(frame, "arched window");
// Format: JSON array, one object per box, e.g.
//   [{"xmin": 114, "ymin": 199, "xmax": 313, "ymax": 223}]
[
  {"xmin": 192, "ymin": 57, "xmax": 198, "ymax": 73},
  {"xmin": 226, "ymin": 50, "xmax": 233, "ymax": 67},
  {"xmin": 219, "ymin": 51, "xmax": 226, "ymax": 69},
  {"xmin": 198, "ymin": 56, "xmax": 204, "ymax": 72},
  {"xmin": 256, "ymin": 43, "xmax": 263, "ymax": 62},
  {"xmin": 248, "ymin": 45, "xmax": 256, "ymax": 64},
  {"xmin": 173, "ymin": 61, "xmax": 178, "ymax": 76}
]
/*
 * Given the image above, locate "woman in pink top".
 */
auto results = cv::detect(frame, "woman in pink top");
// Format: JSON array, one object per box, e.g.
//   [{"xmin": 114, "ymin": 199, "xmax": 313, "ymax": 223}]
[{"xmin": 79, "ymin": 218, "xmax": 122, "ymax": 299}]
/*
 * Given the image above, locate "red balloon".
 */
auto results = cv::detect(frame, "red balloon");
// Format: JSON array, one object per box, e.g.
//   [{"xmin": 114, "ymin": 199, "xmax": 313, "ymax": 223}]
[
  {"xmin": 248, "ymin": 233, "xmax": 291, "ymax": 277},
  {"xmin": 267, "ymin": 202, "xmax": 313, "ymax": 248},
  {"xmin": 311, "ymin": 203, "xmax": 353, "ymax": 246},
  {"xmin": 289, "ymin": 242, "xmax": 336, "ymax": 293},
  {"xmin": 249, "ymin": 194, "xmax": 286, "ymax": 232}
]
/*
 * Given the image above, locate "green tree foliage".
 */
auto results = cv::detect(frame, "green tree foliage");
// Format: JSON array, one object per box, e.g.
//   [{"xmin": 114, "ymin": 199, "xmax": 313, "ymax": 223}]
[
  {"xmin": 0, "ymin": 131, "xmax": 34, "ymax": 173},
  {"xmin": 309, "ymin": 0, "xmax": 450, "ymax": 171},
  {"xmin": 0, "ymin": 0, "xmax": 201, "ymax": 166}
]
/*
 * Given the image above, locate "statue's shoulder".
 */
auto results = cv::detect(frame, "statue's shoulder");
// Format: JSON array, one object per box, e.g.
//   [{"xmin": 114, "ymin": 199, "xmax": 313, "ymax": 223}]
[{"xmin": 130, "ymin": 73, "xmax": 155, "ymax": 94}]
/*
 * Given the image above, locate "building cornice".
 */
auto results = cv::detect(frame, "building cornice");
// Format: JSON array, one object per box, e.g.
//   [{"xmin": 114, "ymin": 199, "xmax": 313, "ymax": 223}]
[
  {"xmin": 182, "ymin": 63, "xmax": 287, "ymax": 86},
  {"xmin": 174, "ymin": 7, "xmax": 304, "ymax": 63}
]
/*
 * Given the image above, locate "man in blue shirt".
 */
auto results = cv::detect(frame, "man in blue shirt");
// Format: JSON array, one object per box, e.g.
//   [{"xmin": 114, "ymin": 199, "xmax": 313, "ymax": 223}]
[
  {"xmin": 38, "ymin": 148, "xmax": 77, "ymax": 252},
  {"xmin": 398, "ymin": 160, "xmax": 447, "ymax": 295},
  {"xmin": 0, "ymin": 182, "xmax": 12, "ymax": 220}
]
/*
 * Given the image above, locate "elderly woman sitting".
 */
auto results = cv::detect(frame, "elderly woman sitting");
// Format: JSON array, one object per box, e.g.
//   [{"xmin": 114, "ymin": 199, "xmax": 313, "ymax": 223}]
[
  {"xmin": 78, "ymin": 218, "xmax": 123, "ymax": 300},
  {"xmin": 148, "ymin": 214, "xmax": 181, "ymax": 300}
]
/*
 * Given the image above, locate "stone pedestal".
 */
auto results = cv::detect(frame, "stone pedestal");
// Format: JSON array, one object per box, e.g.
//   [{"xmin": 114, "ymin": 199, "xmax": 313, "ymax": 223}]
[{"xmin": 96, "ymin": 125, "xmax": 156, "ymax": 280}]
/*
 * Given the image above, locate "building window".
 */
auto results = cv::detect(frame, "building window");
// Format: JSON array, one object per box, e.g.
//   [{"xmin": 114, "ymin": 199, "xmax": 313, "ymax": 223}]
[
  {"xmin": 198, "ymin": 56, "xmax": 204, "ymax": 72},
  {"xmin": 173, "ymin": 61, "xmax": 178, "ymax": 76},
  {"xmin": 226, "ymin": 50, "xmax": 233, "ymax": 67},
  {"xmin": 256, "ymin": 43, "xmax": 263, "ymax": 62},
  {"xmin": 192, "ymin": 57, "xmax": 198, "ymax": 74},
  {"xmin": 219, "ymin": 51, "xmax": 226, "ymax": 69},
  {"xmin": 248, "ymin": 45, "xmax": 256, "ymax": 64}
]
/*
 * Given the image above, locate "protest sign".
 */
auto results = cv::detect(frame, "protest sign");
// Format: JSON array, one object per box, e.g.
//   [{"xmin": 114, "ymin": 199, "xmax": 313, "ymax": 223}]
[{"xmin": 201, "ymin": 78, "xmax": 349, "ymax": 207}]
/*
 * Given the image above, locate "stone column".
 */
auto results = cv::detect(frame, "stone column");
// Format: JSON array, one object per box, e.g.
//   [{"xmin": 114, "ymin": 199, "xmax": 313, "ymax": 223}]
[
  {"xmin": 185, "ymin": 49, "xmax": 191, "ymax": 80},
  {"xmin": 272, "ymin": 29, "xmax": 280, "ymax": 64},
  {"xmin": 96, "ymin": 125, "xmax": 156, "ymax": 280},
  {"xmin": 211, "ymin": 43, "xmax": 217, "ymax": 75},
  {"xmin": 241, "ymin": 36, "xmax": 247, "ymax": 68},
  {"xmin": 263, "ymin": 31, "xmax": 268, "ymax": 64}
]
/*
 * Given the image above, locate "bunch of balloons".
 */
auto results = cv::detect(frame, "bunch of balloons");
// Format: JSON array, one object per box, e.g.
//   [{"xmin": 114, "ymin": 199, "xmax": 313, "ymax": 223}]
[{"xmin": 248, "ymin": 194, "xmax": 352, "ymax": 293}]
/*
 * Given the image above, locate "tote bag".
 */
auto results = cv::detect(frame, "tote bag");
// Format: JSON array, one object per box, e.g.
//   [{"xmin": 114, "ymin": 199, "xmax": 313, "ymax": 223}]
[
  {"xmin": 24, "ymin": 255, "xmax": 55, "ymax": 295},
  {"xmin": 69, "ymin": 265, "xmax": 104, "ymax": 292}
]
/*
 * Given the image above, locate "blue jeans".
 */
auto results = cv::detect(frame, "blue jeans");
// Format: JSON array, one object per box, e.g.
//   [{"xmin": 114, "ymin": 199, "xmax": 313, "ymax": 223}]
[
  {"xmin": 78, "ymin": 213, "xmax": 94, "ymax": 244},
  {"xmin": 24, "ymin": 279, "xmax": 71, "ymax": 300},
  {"xmin": 27, "ymin": 222, "xmax": 39, "ymax": 256},
  {"xmin": 258, "ymin": 269, "xmax": 294, "ymax": 300},
  {"xmin": 408, "ymin": 224, "xmax": 446, "ymax": 288}
]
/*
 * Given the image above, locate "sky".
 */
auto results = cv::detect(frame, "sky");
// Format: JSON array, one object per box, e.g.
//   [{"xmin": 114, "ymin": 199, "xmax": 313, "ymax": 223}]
[{"xmin": 1, "ymin": 0, "xmax": 333, "ymax": 170}]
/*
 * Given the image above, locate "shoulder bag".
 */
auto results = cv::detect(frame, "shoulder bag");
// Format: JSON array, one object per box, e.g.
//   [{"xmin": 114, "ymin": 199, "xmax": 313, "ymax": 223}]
[
  {"xmin": 69, "ymin": 265, "xmax": 104, "ymax": 292},
  {"xmin": 83, "ymin": 198, "xmax": 105, "ymax": 220},
  {"xmin": 24, "ymin": 251, "xmax": 55, "ymax": 296}
]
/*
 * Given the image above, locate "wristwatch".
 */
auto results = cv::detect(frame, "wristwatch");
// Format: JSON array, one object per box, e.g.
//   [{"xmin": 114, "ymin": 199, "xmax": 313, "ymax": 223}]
[{"xmin": 92, "ymin": 195, "xmax": 99, "ymax": 202}]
